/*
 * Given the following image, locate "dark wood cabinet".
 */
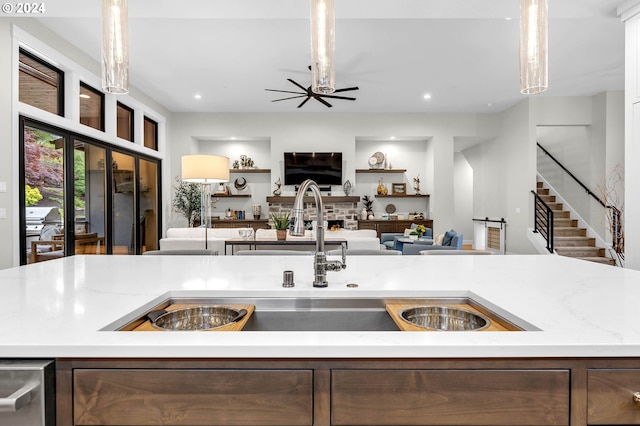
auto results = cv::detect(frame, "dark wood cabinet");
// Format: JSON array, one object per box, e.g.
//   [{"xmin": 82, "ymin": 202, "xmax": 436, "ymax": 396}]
[
  {"xmin": 358, "ymin": 219, "xmax": 433, "ymax": 238},
  {"xmin": 57, "ymin": 358, "xmax": 640, "ymax": 426},
  {"xmin": 211, "ymin": 219, "xmax": 269, "ymax": 230},
  {"xmin": 588, "ymin": 369, "xmax": 640, "ymax": 424},
  {"xmin": 332, "ymin": 369, "xmax": 569, "ymax": 425},
  {"xmin": 72, "ymin": 368, "xmax": 313, "ymax": 426}
]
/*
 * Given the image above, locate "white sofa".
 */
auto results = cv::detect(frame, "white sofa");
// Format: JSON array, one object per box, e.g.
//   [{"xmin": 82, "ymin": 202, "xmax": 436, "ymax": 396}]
[
  {"xmin": 255, "ymin": 228, "xmax": 380, "ymax": 251},
  {"xmin": 160, "ymin": 227, "xmax": 253, "ymax": 255}
]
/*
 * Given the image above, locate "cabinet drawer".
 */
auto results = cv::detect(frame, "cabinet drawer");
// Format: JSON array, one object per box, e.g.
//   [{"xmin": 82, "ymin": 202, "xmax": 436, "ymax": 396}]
[
  {"xmin": 73, "ymin": 369, "xmax": 313, "ymax": 425},
  {"xmin": 331, "ymin": 369, "xmax": 569, "ymax": 425},
  {"xmin": 588, "ymin": 369, "xmax": 640, "ymax": 424}
]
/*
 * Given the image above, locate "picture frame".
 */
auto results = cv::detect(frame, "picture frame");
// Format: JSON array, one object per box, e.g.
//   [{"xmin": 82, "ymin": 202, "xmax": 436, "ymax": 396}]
[{"xmin": 392, "ymin": 183, "xmax": 406, "ymax": 195}]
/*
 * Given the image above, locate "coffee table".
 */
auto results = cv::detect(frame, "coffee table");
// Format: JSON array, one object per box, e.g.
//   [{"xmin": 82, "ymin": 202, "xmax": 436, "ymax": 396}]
[{"xmin": 225, "ymin": 238, "xmax": 347, "ymax": 255}]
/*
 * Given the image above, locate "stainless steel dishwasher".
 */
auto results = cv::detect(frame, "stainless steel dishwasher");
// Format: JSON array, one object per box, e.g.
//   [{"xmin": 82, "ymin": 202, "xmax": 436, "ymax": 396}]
[{"xmin": 0, "ymin": 360, "xmax": 54, "ymax": 426}]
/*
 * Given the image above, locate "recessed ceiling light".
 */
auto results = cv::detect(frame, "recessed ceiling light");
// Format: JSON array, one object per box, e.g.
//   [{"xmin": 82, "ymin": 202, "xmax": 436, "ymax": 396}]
[
  {"xmin": 390, "ymin": 136, "xmax": 396, "ymax": 140},
  {"xmin": 194, "ymin": 94, "xmax": 202, "ymax": 100},
  {"xmin": 505, "ymin": 17, "xmax": 512, "ymax": 21},
  {"xmin": 423, "ymin": 93, "xmax": 432, "ymax": 100},
  {"xmin": 487, "ymin": 103, "xmax": 494, "ymax": 107}
]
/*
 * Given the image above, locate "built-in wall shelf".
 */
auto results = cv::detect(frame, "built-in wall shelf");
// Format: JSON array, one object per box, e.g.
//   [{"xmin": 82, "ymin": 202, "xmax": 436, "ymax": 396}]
[
  {"xmin": 355, "ymin": 169, "xmax": 407, "ymax": 173},
  {"xmin": 213, "ymin": 194, "xmax": 252, "ymax": 198},
  {"xmin": 375, "ymin": 194, "xmax": 429, "ymax": 198},
  {"xmin": 266, "ymin": 196, "xmax": 361, "ymax": 204},
  {"xmin": 229, "ymin": 168, "xmax": 271, "ymax": 173}
]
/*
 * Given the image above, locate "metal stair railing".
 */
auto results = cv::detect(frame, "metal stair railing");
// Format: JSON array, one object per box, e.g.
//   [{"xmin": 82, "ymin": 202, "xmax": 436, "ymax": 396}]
[
  {"xmin": 537, "ymin": 142, "xmax": 623, "ymax": 261},
  {"xmin": 531, "ymin": 190, "xmax": 554, "ymax": 254}
]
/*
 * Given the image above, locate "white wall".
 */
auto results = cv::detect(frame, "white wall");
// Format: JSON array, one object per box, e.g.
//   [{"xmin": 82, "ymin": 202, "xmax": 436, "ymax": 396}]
[
  {"xmin": 535, "ymin": 92, "xmax": 624, "ymax": 243},
  {"xmin": 453, "ymin": 152, "xmax": 474, "ymax": 242},
  {"xmin": 168, "ymin": 112, "xmax": 488, "ymax": 238},
  {"xmin": 0, "ymin": 20, "xmax": 13, "ymax": 269},
  {"xmin": 463, "ymin": 99, "xmax": 537, "ymax": 254}
]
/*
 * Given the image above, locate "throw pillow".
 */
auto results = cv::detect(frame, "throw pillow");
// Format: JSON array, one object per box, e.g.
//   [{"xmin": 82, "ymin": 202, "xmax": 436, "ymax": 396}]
[
  {"xmin": 434, "ymin": 234, "xmax": 444, "ymax": 246},
  {"xmin": 403, "ymin": 228, "xmax": 413, "ymax": 236},
  {"xmin": 443, "ymin": 230, "xmax": 457, "ymax": 247}
]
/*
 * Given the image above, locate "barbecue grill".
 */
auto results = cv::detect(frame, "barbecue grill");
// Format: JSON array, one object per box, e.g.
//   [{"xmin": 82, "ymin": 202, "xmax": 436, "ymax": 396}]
[{"xmin": 25, "ymin": 207, "xmax": 61, "ymax": 237}]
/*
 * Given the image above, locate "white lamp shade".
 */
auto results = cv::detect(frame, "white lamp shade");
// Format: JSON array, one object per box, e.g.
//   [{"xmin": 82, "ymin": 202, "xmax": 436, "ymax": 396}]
[{"xmin": 181, "ymin": 155, "xmax": 230, "ymax": 183}]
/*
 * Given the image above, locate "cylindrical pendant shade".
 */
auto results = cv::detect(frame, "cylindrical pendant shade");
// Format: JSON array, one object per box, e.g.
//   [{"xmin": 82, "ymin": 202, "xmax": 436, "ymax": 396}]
[
  {"xmin": 519, "ymin": 0, "xmax": 548, "ymax": 95},
  {"xmin": 102, "ymin": 0, "xmax": 129, "ymax": 94},
  {"xmin": 181, "ymin": 155, "xmax": 230, "ymax": 183},
  {"xmin": 310, "ymin": 0, "xmax": 335, "ymax": 94}
]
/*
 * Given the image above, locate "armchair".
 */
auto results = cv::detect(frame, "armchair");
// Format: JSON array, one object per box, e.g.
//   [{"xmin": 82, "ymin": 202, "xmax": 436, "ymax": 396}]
[
  {"xmin": 381, "ymin": 225, "xmax": 433, "ymax": 251},
  {"xmin": 402, "ymin": 232, "xmax": 463, "ymax": 255}
]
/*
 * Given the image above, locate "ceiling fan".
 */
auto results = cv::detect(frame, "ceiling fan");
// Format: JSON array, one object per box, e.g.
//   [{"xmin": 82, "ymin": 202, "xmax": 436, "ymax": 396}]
[{"xmin": 266, "ymin": 67, "xmax": 359, "ymax": 108}]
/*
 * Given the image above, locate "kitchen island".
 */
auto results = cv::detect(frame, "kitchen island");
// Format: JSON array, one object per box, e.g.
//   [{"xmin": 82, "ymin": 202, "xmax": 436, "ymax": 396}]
[{"xmin": 2, "ymin": 254, "xmax": 640, "ymax": 425}]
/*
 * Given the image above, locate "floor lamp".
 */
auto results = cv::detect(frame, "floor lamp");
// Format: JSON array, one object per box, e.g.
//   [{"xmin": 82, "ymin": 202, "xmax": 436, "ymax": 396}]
[{"xmin": 181, "ymin": 155, "xmax": 230, "ymax": 250}]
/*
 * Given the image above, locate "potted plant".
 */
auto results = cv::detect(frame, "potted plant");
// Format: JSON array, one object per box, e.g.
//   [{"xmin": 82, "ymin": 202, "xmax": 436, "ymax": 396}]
[
  {"xmin": 270, "ymin": 212, "xmax": 290, "ymax": 240},
  {"xmin": 172, "ymin": 176, "xmax": 201, "ymax": 227}
]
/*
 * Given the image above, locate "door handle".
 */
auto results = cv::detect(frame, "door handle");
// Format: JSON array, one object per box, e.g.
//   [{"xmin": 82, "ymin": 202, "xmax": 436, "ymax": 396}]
[{"xmin": 0, "ymin": 381, "xmax": 38, "ymax": 412}]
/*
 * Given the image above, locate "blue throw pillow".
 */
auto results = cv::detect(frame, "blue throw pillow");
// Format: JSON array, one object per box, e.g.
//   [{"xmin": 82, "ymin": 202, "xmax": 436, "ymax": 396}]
[{"xmin": 443, "ymin": 230, "xmax": 456, "ymax": 246}]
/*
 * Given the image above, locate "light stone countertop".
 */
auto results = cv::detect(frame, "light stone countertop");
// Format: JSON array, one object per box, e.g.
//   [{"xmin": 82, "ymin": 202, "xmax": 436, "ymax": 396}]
[{"xmin": 1, "ymin": 254, "xmax": 638, "ymax": 359}]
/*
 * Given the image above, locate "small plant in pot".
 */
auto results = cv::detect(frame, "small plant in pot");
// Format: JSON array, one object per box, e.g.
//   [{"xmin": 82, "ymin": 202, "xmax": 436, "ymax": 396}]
[{"xmin": 270, "ymin": 212, "xmax": 290, "ymax": 240}]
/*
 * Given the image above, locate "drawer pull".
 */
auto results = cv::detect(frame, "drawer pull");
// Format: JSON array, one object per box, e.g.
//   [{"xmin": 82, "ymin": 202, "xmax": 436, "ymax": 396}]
[
  {"xmin": 634, "ymin": 392, "xmax": 640, "ymax": 404},
  {"xmin": 0, "ymin": 381, "xmax": 38, "ymax": 412}
]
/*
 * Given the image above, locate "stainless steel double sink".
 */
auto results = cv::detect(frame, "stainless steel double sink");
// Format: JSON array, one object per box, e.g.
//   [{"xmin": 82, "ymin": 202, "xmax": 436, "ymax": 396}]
[{"xmin": 104, "ymin": 295, "xmax": 536, "ymax": 332}]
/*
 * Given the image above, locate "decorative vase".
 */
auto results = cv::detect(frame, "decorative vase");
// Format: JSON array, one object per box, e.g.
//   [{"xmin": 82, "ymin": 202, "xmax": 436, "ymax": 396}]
[
  {"xmin": 377, "ymin": 179, "xmax": 388, "ymax": 195},
  {"xmin": 252, "ymin": 204, "xmax": 261, "ymax": 220},
  {"xmin": 276, "ymin": 230, "xmax": 287, "ymax": 240},
  {"xmin": 343, "ymin": 179, "xmax": 352, "ymax": 196},
  {"xmin": 360, "ymin": 208, "xmax": 368, "ymax": 220}
]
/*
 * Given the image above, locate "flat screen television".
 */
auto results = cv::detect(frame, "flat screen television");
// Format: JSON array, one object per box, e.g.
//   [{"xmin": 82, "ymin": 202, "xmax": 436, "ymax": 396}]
[{"xmin": 284, "ymin": 152, "xmax": 343, "ymax": 186}]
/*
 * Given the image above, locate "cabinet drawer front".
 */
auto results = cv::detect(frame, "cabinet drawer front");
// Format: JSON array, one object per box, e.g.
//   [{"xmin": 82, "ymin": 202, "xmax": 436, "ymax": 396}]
[
  {"xmin": 331, "ymin": 369, "xmax": 569, "ymax": 426},
  {"xmin": 74, "ymin": 369, "xmax": 313, "ymax": 426},
  {"xmin": 588, "ymin": 369, "xmax": 640, "ymax": 424}
]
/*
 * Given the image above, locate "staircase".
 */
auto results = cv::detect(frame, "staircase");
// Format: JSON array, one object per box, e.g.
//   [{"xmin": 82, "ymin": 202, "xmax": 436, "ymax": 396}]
[{"xmin": 536, "ymin": 182, "xmax": 615, "ymax": 265}]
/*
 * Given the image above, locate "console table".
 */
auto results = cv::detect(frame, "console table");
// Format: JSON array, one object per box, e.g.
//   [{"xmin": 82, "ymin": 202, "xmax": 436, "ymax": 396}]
[{"xmin": 357, "ymin": 219, "xmax": 433, "ymax": 239}]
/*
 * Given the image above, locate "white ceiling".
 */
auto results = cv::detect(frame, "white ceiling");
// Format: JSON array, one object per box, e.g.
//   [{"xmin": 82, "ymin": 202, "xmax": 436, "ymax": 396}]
[{"xmin": 33, "ymin": 0, "xmax": 625, "ymax": 113}]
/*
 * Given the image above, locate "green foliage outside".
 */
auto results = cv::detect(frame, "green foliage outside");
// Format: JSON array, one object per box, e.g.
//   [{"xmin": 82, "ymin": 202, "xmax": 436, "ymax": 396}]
[{"xmin": 25, "ymin": 185, "xmax": 43, "ymax": 206}]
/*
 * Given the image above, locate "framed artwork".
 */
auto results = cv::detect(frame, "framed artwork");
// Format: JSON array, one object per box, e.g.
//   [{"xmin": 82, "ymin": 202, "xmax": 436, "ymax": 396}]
[{"xmin": 392, "ymin": 183, "xmax": 406, "ymax": 195}]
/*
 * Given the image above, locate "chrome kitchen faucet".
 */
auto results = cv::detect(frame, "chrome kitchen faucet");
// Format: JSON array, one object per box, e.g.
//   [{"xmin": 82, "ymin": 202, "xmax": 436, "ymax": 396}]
[{"xmin": 290, "ymin": 179, "xmax": 346, "ymax": 287}]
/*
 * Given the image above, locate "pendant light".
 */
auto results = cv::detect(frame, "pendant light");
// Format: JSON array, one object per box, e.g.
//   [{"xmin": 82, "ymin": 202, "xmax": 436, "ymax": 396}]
[
  {"xmin": 519, "ymin": 0, "xmax": 548, "ymax": 95},
  {"xmin": 310, "ymin": 0, "xmax": 335, "ymax": 94},
  {"xmin": 101, "ymin": 0, "xmax": 129, "ymax": 94}
]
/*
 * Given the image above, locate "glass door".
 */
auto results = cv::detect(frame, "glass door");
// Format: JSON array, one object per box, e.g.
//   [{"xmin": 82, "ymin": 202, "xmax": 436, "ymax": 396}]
[
  {"xmin": 74, "ymin": 140, "xmax": 107, "ymax": 255},
  {"xmin": 111, "ymin": 151, "xmax": 136, "ymax": 254},
  {"xmin": 139, "ymin": 158, "xmax": 159, "ymax": 252},
  {"xmin": 22, "ymin": 125, "xmax": 65, "ymax": 264}
]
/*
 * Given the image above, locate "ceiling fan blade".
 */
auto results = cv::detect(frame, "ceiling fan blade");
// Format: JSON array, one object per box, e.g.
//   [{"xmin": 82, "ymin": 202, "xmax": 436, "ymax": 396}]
[
  {"xmin": 297, "ymin": 96, "xmax": 312, "ymax": 108},
  {"xmin": 271, "ymin": 95, "xmax": 309, "ymax": 102},
  {"xmin": 314, "ymin": 96, "xmax": 333, "ymax": 108},
  {"xmin": 333, "ymin": 86, "xmax": 360, "ymax": 93},
  {"xmin": 287, "ymin": 79, "xmax": 309, "ymax": 92},
  {"xmin": 265, "ymin": 89, "xmax": 306, "ymax": 95},
  {"xmin": 320, "ymin": 94, "xmax": 357, "ymax": 101}
]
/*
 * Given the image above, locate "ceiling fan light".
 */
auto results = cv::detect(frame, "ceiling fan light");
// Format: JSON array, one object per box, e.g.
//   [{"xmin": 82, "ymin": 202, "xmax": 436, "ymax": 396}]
[
  {"xmin": 310, "ymin": 0, "xmax": 335, "ymax": 94},
  {"xmin": 519, "ymin": 0, "xmax": 548, "ymax": 95},
  {"xmin": 101, "ymin": 0, "xmax": 129, "ymax": 94}
]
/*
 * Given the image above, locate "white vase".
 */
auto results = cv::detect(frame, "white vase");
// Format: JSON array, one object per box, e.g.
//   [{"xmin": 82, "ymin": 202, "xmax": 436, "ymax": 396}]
[{"xmin": 361, "ymin": 208, "xmax": 367, "ymax": 220}]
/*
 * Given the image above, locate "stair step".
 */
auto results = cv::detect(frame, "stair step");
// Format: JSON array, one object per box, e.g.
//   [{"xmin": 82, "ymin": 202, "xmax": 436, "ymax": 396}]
[
  {"xmin": 538, "ymin": 194, "xmax": 556, "ymax": 203},
  {"xmin": 554, "ymin": 227, "xmax": 587, "ymax": 237},
  {"xmin": 552, "ymin": 210, "xmax": 570, "ymax": 218},
  {"xmin": 554, "ymin": 236, "xmax": 595, "ymax": 247},
  {"xmin": 547, "ymin": 203, "xmax": 563, "ymax": 210},
  {"xmin": 537, "ymin": 188, "xmax": 549, "ymax": 196},
  {"xmin": 556, "ymin": 247, "xmax": 605, "ymax": 257},
  {"xmin": 554, "ymin": 218, "xmax": 578, "ymax": 227},
  {"xmin": 576, "ymin": 257, "xmax": 617, "ymax": 266}
]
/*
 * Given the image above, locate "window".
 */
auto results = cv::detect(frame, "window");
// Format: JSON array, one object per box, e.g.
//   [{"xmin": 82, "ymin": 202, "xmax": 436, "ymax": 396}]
[
  {"xmin": 18, "ymin": 49, "xmax": 64, "ymax": 116},
  {"xmin": 79, "ymin": 82, "xmax": 104, "ymax": 131},
  {"xmin": 116, "ymin": 102, "xmax": 134, "ymax": 141},
  {"xmin": 143, "ymin": 117, "xmax": 158, "ymax": 150}
]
